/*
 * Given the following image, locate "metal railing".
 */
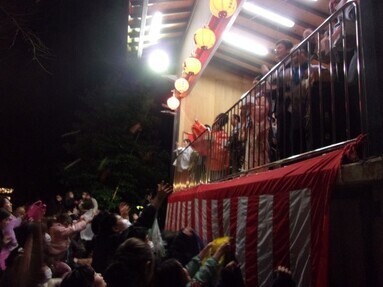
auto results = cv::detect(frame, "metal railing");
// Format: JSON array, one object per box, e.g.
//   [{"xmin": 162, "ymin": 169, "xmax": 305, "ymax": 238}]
[{"xmin": 173, "ymin": 2, "xmax": 365, "ymax": 191}]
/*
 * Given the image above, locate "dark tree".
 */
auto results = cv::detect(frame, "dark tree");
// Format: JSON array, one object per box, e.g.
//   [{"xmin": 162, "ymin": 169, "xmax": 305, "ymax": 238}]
[{"xmin": 60, "ymin": 65, "xmax": 173, "ymax": 211}]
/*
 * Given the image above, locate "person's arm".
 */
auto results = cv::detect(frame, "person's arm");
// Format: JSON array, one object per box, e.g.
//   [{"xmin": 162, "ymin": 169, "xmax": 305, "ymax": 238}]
[
  {"xmin": 134, "ymin": 182, "xmax": 173, "ymax": 228},
  {"xmin": 192, "ymin": 257, "xmax": 219, "ymax": 284},
  {"xmin": 150, "ymin": 182, "xmax": 173, "ymax": 211},
  {"xmin": 191, "ymin": 243, "xmax": 230, "ymax": 285},
  {"xmin": 186, "ymin": 242, "xmax": 212, "ymax": 277},
  {"xmin": 91, "ymin": 198, "xmax": 98, "ymax": 214},
  {"xmin": 119, "ymin": 202, "xmax": 131, "ymax": 220},
  {"xmin": 57, "ymin": 219, "xmax": 88, "ymax": 237}
]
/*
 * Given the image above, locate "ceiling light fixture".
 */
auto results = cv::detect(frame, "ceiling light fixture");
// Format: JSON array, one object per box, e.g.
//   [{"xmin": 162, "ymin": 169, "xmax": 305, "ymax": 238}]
[
  {"xmin": 243, "ymin": 3, "xmax": 295, "ymax": 28},
  {"xmin": 222, "ymin": 32, "xmax": 268, "ymax": 56},
  {"xmin": 149, "ymin": 12, "xmax": 163, "ymax": 44}
]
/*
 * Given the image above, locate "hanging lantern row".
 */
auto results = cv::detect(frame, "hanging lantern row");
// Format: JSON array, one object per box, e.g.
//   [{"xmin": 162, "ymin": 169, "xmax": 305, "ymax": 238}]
[
  {"xmin": 194, "ymin": 27, "xmax": 216, "ymax": 50},
  {"xmin": 168, "ymin": 0, "xmax": 238, "ymax": 110},
  {"xmin": 210, "ymin": 0, "xmax": 237, "ymax": 19}
]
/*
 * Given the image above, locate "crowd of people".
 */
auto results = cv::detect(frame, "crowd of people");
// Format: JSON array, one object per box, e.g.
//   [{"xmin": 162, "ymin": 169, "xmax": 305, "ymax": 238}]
[
  {"xmin": 0, "ymin": 183, "xmax": 298, "ymax": 287},
  {"xmin": 174, "ymin": 0, "xmax": 362, "ymax": 185}
]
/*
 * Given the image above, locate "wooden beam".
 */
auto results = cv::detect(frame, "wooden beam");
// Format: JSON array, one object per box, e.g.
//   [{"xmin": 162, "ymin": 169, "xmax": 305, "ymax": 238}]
[{"xmin": 288, "ymin": 0, "xmax": 329, "ymax": 19}]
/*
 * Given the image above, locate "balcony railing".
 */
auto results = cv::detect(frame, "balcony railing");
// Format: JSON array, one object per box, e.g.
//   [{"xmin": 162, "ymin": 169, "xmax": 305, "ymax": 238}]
[{"xmin": 173, "ymin": 1, "xmax": 365, "ymax": 191}]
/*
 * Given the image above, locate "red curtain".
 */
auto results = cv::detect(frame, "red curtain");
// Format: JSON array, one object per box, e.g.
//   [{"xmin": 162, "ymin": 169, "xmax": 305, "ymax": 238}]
[{"xmin": 166, "ymin": 148, "xmax": 345, "ymax": 287}]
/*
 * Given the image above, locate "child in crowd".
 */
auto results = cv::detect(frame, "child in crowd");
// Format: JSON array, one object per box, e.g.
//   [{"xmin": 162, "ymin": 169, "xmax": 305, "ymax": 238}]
[{"xmin": 48, "ymin": 213, "xmax": 90, "ymax": 262}]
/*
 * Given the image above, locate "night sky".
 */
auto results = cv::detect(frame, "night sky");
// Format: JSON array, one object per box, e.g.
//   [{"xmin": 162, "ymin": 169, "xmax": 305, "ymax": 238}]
[{"xmin": 0, "ymin": 0, "xmax": 174, "ymax": 205}]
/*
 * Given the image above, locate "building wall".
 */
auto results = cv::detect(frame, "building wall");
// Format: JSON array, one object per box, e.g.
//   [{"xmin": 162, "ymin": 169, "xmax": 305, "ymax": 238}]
[
  {"xmin": 329, "ymin": 182, "xmax": 383, "ymax": 286},
  {"xmin": 177, "ymin": 64, "xmax": 253, "ymax": 142}
]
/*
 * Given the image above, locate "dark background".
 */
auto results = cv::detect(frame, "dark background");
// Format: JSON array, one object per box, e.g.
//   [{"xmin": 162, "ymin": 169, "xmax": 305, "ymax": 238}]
[{"xmin": 0, "ymin": 0, "xmax": 174, "ymax": 205}]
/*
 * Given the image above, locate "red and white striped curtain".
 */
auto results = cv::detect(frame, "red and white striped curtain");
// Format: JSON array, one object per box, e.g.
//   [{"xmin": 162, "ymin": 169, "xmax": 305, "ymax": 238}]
[{"xmin": 166, "ymin": 148, "xmax": 344, "ymax": 287}]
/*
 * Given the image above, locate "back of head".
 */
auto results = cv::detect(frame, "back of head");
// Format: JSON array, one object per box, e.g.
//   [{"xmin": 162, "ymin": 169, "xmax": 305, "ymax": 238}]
[
  {"xmin": 154, "ymin": 258, "xmax": 188, "ymax": 287},
  {"xmin": 0, "ymin": 207, "xmax": 10, "ymax": 221},
  {"xmin": 0, "ymin": 197, "xmax": 8, "ymax": 209},
  {"xmin": 125, "ymin": 225, "xmax": 148, "ymax": 242},
  {"xmin": 167, "ymin": 229, "xmax": 201, "ymax": 266},
  {"xmin": 13, "ymin": 221, "xmax": 36, "ymax": 249},
  {"xmin": 81, "ymin": 199, "xmax": 94, "ymax": 212},
  {"xmin": 104, "ymin": 238, "xmax": 154, "ymax": 287},
  {"xmin": 95, "ymin": 211, "xmax": 118, "ymax": 236},
  {"xmin": 60, "ymin": 265, "xmax": 95, "ymax": 287},
  {"xmin": 56, "ymin": 213, "xmax": 72, "ymax": 226},
  {"xmin": 213, "ymin": 113, "xmax": 229, "ymax": 129},
  {"xmin": 63, "ymin": 197, "xmax": 76, "ymax": 212},
  {"xmin": 91, "ymin": 210, "xmax": 109, "ymax": 235},
  {"xmin": 275, "ymin": 39, "xmax": 293, "ymax": 50}
]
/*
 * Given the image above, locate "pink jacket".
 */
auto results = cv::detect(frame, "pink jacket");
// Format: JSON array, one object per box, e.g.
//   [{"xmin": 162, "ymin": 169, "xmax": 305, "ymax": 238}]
[
  {"xmin": 0, "ymin": 216, "xmax": 22, "ymax": 270},
  {"xmin": 48, "ymin": 220, "xmax": 87, "ymax": 256}
]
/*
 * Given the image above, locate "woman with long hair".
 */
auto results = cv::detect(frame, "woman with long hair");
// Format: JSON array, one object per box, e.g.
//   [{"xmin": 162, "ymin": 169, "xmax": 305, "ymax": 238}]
[
  {"xmin": 104, "ymin": 237, "xmax": 155, "ymax": 287},
  {"xmin": 0, "ymin": 221, "xmax": 47, "ymax": 287}
]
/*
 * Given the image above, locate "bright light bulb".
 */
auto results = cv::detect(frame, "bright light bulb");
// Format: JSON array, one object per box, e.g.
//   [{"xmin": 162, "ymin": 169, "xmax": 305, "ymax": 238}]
[
  {"xmin": 149, "ymin": 12, "xmax": 163, "ymax": 44},
  {"xmin": 148, "ymin": 49, "xmax": 169, "ymax": 73},
  {"xmin": 243, "ymin": 3, "xmax": 295, "ymax": 28}
]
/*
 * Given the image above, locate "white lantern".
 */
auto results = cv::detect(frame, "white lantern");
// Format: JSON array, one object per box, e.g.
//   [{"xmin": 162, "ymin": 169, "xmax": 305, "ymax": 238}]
[
  {"xmin": 167, "ymin": 95, "xmax": 180, "ymax": 110},
  {"xmin": 174, "ymin": 78, "xmax": 189, "ymax": 94}
]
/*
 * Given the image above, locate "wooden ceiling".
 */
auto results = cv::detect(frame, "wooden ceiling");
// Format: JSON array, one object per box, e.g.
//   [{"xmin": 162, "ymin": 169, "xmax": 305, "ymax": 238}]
[{"xmin": 128, "ymin": 0, "xmax": 330, "ymax": 78}]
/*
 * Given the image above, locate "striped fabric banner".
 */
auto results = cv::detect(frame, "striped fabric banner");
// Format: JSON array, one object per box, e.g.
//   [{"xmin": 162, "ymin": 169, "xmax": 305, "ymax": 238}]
[{"xmin": 165, "ymin": 148, "xmax": 344, "ymax": 287}]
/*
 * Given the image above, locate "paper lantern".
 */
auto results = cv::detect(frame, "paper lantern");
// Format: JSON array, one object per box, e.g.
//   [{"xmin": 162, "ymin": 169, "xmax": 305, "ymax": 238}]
[
  {"xmin": 183, "ymin": 57, "xmax": 202, "ymax": 75},
  {"xmin": 167, "ymin": 95, "xmax": 180, "ymax": 110},
  {"xmin": 210, "ymin": 0, "xmax": 237, "ymax": 18},
  {"xmin": 174, "ymin": 78, "xmax": 189, "ymax": 93},
  {"xmin": 194, "ymin": 27, "xmax": 216, "ymax": 50}
]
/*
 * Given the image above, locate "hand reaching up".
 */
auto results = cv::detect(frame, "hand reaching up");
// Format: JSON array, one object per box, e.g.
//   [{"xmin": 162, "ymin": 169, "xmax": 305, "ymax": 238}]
[
  {"xmin": 157, "ymin": 181, "xmax": 173, "ymax": 198},
  {"xmin": 119, "ymin": 202, "xmax": 131, "ymax": 218},
  {"xmin": 213, "ymin": 242, "xmax": 231, "ymax": 262},
  {"xmin": 151, "ymin": 181, "xmax": 173, "ymax": 210}
]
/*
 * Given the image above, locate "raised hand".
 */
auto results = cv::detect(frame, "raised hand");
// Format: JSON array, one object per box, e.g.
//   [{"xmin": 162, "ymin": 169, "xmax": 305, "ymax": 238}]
[
  {"xmin": 213, "ymin": 242, "xmax": 231, "ymax": 262},
  {"xmin": 152, "ymin": 181, "xmax": 173, "ymax": 210}
]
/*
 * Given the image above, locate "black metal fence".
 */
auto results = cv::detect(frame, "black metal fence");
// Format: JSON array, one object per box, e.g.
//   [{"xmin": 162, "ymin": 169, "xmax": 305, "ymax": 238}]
[{"xmin": 173, "ymin": 2, "xmax": 365, "ymax": 191}]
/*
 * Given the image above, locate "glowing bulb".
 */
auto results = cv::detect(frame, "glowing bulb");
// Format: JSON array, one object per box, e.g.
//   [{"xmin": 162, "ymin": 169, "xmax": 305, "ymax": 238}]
[{"xmin": 148, "ymin": 49, "xmax": 169, "ymax": 73}]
